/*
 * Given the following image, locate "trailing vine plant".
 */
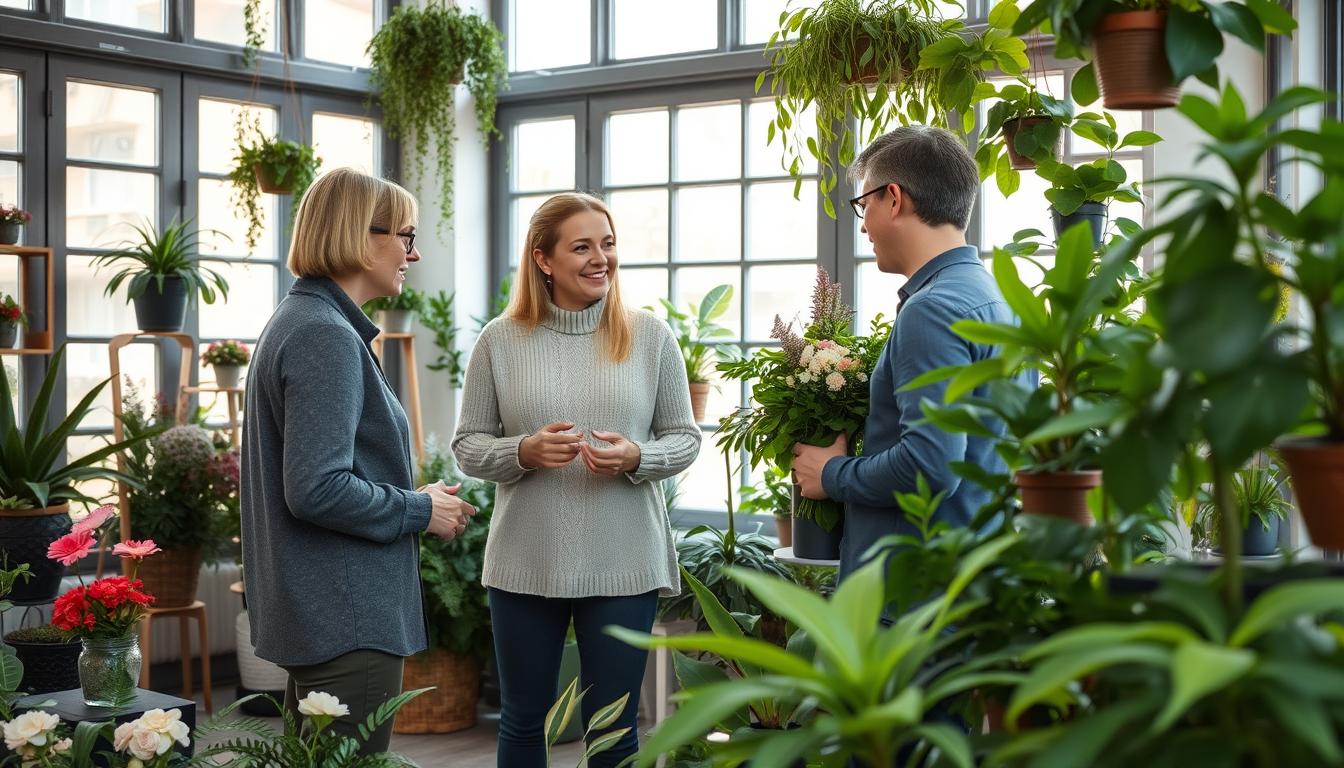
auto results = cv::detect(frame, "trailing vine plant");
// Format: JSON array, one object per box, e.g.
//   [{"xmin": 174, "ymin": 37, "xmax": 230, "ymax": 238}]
[{"xmin": 242, "ymin": 0, "xmax": 265, "ymax": 69}]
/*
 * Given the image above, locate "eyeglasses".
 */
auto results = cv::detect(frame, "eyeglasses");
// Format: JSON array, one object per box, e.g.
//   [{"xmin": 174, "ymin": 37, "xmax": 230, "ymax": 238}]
[
  {"xmin": 369, "ymin": 226, "xmax": 416, "ymax": 254},
  {"xmin": 848, "ymin": 184, "xmax": 891, "ymax": 218}
]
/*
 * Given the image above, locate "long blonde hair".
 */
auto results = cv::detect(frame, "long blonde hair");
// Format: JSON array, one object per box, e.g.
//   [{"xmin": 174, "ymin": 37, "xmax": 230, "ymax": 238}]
[{"xmin": 507, "ymin": 192, "xmax": 633, "ymax": 362}]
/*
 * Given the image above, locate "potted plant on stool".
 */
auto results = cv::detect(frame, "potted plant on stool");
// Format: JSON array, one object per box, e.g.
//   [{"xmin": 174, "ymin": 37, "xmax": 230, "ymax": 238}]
[
  {"xmin": 202, "ymin": 340, "xmax": 251, "ymax": 389},
  {"xmin": 364, "ymin": 288, "xmax": 426, "ymax": 335},
  {"xmin": 93, "ymin": 218, "xmax": 230, "ymax": 333}
]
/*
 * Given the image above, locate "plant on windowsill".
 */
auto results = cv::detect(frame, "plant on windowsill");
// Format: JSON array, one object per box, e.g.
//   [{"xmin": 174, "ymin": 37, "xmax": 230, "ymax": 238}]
[
  {"xmin": 363, "ymin": 287, "xmax": 426, "ymax": 334},
  {"xmin": 0, "ymin": 292, "xmax": 25, "ymax": 349},
  {"xmin": 228, "ymin": 119, "xmax": 321, "ymax": 254},
  {"xmin": 93, "ymin": 218, "xmax": 230, "ymax": 333},
  {"xmin": 760, "ymin": 0, "xmax": 981, "ymax": 217},
  {"xmin": 1012, "ymin": 0, "xmax": 1294, "ymax": 110},
  {"xmin": 0, "ymin": 203, "xmax": 31, "ymax": 245},
  {"xmin": 367, "ymin": 0, "xmax": 506, "ymax": 230},
  {"xmin": 652, "ymin": 284, "xmax": 739, "ymax": 424},
  {"xmin": 1193, "ymin": 458, "xmax": 1290, "ymax": 558},
  {"xmin": 738, "ymin": 462, "xmax": 794, "ymax": 546}
]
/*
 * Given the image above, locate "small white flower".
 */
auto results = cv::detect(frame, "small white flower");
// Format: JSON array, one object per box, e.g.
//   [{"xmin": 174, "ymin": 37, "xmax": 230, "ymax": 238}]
[
  {"xmin": 3, "ymin": 711, "xmax": 60, "ymax": 750},
  {"xmin": 797, "ymin": 372, "xmax": 813, "ymax": 384},
  {"xmin": 825, "ymin": 372, "xmax": 845, "ymax": 391},
  {"xmin": 857, "ymin": 372, "xmax": 868, "ymax": 382},
  {"xmin": 298, "ymin": 691, "xmax": 350, "ymax": 718},
  {"xmin": 800, "ymin": 346, "xmax": 814, "ymax": 364},
  {"xmin": 785, "ymin": 375, "xmax": 795, "ymax": 387}
]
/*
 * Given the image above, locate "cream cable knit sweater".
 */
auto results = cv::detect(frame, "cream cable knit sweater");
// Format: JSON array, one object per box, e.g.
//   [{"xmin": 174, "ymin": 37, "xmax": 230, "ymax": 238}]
[{"xmin": 451, "ymin": 299, "xmax": 700, "ymax": 598}]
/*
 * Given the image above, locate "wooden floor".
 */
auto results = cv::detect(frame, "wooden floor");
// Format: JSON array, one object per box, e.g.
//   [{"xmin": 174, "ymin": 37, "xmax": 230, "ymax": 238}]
[{"xmin": 193, "ymin": 685, "xmax": 647, "ymax": 767}]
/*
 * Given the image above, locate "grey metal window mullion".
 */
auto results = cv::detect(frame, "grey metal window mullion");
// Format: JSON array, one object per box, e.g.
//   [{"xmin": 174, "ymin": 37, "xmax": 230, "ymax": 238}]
[
  {"xmin": 171, "ymin": 0, "xmax": 187, "ymax": 43},
  {"xmin": 718, "ymin": 0, "xmax": 732, "ymax": 52},
  {"xmin": 593, "ymin": 0, "xmax": 606, "ymax": 68},
  {"xmin": 287, "ymin": 0, "xmax": 304, "ymax": 64}
]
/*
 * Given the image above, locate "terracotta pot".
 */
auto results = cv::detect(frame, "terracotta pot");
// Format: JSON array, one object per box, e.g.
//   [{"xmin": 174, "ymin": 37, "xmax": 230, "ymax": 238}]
[
  {"xmin": 846, "ymin": 33, "xmax": 910, "ymax": 84},
  {"xmin": 774, "ymin": 514, "xmax": 793, "ymax": 548},
  {"xmin": 1277, "ymin": 438, "xmax": 1344, "ymax": 549},
  {"xmin": 394, "ymin": 648, "xmax": 480, "ymax": 734},
  {"xmin": 1014, "ymin": 470, "xmax": 1102, "ymax": 525},
  {"xmin": 1092, "ymin": 11, "xmax": 1180, "ymax": 110},
  {"xmin": 1002, "ymin": 116, "xmax": 1062, "ymax": 170},
  {"xmin": 252, "ymin": 163, "xmax": 293, "ymax": 195},
  {"xmin": 688, "ymin": 382, "xmax": 710, "ymax": 424},
  {"xmin": 136, "ymin": 546, "xmax": 202, "ymax": 608}
]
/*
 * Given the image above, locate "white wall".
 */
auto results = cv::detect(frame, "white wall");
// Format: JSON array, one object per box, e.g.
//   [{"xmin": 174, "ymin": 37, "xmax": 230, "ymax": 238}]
[{"xmin": 401, "ymin": 0, "xmax": 493, "ymax": 448}]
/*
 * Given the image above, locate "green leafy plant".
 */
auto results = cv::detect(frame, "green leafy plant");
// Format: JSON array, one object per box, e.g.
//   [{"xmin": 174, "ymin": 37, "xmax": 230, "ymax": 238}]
[
  {"xmin": 736, "ymin": 463, "xmax": 791, "ymax": 518},
  {"xmin": 654, "ymin": 284, "xmax": 738, "ymax": 385},
  {"xmin": 1194, "ymin": 459, "xmax": 1291, "ymax": 544},
  {"xmin": 93, "ymin": 218, "xmax": 229, "ymax": 307},
  {"xmin": 759, "ymin": 0, "xmax": 979, "ymax": 217},
  {"xmin": 1012, "ymin": 0, "xmax": 1295, "ymax": 105},
  {"xmin": 419, "ymin": 290, "xmax": 465, "ymax": 388},
  {"xmin": 363, "ymin": 287, "xmax": 427, "ymax": 317},
  {"xmin": 544, "ymin": 682, "xmax": 631, "ymax": 768},
  {"xmin": 418, "ymin": 437, "xmax": 494, "ymax": 656},
  {"xmin": 472, "ymin": 275, "xmax": 513, "ymax": 332},
  {"xmin": 228, "ymin": 120, "xmax": 321, "ymax": 254},
  {"xmin": 0, "ymin": 345, "xmax": 147, "ymax": 509},
  {"xmin": 202, "ymin": 340, "xmax": 251, "ymax": 367},
  {"xmin": 241, "ymin": 0, "xmax": 265, "ymax": 69},
  {"xmin": 0, "ymin": 562, "xmax": 32, "ymax": 720},
  {"xmin": 1029, "ymin": 112, "xmax": 1157, "ymax": 217},
  {"xmin": 368, "ymin": 0, "xmax": 506, "ymax": 229}
]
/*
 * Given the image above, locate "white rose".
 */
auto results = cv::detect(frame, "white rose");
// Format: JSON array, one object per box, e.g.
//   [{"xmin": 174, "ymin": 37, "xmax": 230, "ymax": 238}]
[
  {"xmin": 167, "ymin": 719, "xmax": 190, "ymax": 747},
  {"xmin": 136, "ymin": 709, "xmax": 177, "ymax": 733},
  {"xmin": 128, "ymin": 727, "xmax": 167, "ymax": 761},
  {"xmin": 113, "ymin": 721, "xmax": 136, "ymax": 751},
  {"xmin": 298, "ymin": 691, "xmax": 349, "ymax": 718},
  {"xmin": 3, "ymin": 711, "xmax": 60, "ymax": 750}
]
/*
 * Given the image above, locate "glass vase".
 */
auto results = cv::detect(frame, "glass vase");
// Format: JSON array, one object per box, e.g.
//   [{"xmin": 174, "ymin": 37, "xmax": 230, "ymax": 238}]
[{"xmin": 79, "ymin": 634, "xmax": 141, "ymax": 707}]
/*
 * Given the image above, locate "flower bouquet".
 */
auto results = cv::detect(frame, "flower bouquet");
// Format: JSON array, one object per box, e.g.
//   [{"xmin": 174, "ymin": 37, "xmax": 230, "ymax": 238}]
[
  {"xmin": 46, "ymin": 505, "xmax": 161, "ymax": 707},
  {"xmin": 717, "ymin": 269, "xmax": 890, "ymax": 531},
  {"xmin": 2, "ymin": 706, "xmax": 190, "ymax": 767}
]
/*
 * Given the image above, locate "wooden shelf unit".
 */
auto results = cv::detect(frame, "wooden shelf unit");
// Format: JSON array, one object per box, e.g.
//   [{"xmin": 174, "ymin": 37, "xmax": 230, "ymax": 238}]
[{"xmin": 0, "ymin": 245, "xmax": 55, "ymax": 355}]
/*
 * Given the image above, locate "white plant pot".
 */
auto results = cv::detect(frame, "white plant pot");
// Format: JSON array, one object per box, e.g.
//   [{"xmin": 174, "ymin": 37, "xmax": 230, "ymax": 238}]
[
  {"xmin": 234, "ymin": 611, "xmax": 288, "ymax": 691},
  {"xmin": 212, "ymin": 364, "xmax": 242, "ymax": 389},
  {"xmin": 379, "ymin": 309, "xmax": 413, "ymax": 334}
]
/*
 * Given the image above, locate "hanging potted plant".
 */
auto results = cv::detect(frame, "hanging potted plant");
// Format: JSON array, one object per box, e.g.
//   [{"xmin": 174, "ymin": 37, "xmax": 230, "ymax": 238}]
[
  {"xmin": 93, "ymin": 218, "xmax": 230, "ymax": 333},
  {"xmin": 1013, "ymin": 0, "xmax": 1293, "ymax": 110},
  {"xmin": 368, "ymin": 1, "xmax": 506, "ymax": 229},
  {"xmin": 1032, "ymin": 112, "xmax": 1157, "ymax": 245},
  {"xmin": 363, "ymin": 287, "xmax": 426, "ymax": 334},
  {"xmin": 202, "ymin": 340, "xmax": 251, "ymax": 390},
  {"xmin": 761, "ymin": 0, "xmax": 982, "ymax": 217},
  {"xmin": 0, "ymin": 293, "xmax": 24, "ymax": 349},
  {"xmin": 228, "ymin": 120, "xmax": 321, "ymax": 255},
  {"xmin": 0, "ymin": 347, "xmax": 151, "ymax": 604},
  {"xmin": 654, "ymin": 284, "xmax": 738, "ymax": 424}
]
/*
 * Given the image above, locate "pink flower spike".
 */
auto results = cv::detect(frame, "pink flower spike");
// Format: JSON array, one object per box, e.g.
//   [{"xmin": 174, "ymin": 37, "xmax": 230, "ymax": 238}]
[
  {"xmin": 47, "ymin": 529, "xmax": 95, "ymax": 566},
  {"xmin": 112, "ymin": 540, "xmax": 161, "ymax": 560},
  {"xmin": 71, "ymin": 505, "xmax": 117, "ymax": 535}
]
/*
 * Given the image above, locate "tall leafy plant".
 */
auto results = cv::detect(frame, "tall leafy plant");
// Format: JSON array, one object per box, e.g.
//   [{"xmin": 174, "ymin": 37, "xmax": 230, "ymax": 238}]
[
  {"xmin": 93, "ymin": 218, "xmax": 229, "ymax": 307},
  {"xmin": 418, "ymin": 439, "xmax": 493, "ymax": 656},
  {"xmin": 368, "ymin": 1, "xmax": 507, "ymax": 228},
  {"xmin": 655, "ymin": 284, "xmax": 738, "ymax": 385}
]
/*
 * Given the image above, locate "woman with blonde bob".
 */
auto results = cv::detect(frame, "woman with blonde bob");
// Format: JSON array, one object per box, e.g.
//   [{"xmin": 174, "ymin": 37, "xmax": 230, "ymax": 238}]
[
  {"xmin": 242, "ymin": 167, "xmax": 475, "ymax": 753},
  {"xmin": 453, "ymin": 192, "xmax": 701, "ymax": 767}
]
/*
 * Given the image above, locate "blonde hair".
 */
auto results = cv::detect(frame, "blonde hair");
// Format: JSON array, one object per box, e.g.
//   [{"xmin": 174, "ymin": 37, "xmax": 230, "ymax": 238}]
[
  {"xmin": 287, "ymin": 168, "xmax": 418, "ymax": 278},
  {"xmin": 508, "ymin": 192, "xmax": 633, "ymax": 362}
]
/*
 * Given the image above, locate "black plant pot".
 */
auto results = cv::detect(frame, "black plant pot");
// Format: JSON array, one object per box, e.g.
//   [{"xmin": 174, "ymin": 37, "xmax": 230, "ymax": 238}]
[
  {"xmin": 133, "ymin": 276, "xmax": 188, "ymax": 332},
  {"xmin": 1215, "ymin": 515, "xmax": 1282, "ymax": 558},
  {"xmin": 1050, "ymin": 202, "xmax": 1108, "ymax": 247},
  {"xmin": 0, "ymin": 322, "xmax": 17, "ymax": 349},
  {"xmin": 7, "ymin": 637, "xmax": 81, "ymax": 694},
  {"xmin": 790, "ymin": 485, "xmax": 843, "ymax": 561},
  {"xmin": 0, "ymin": 507, "xmax": 73, "ymax": 604}
]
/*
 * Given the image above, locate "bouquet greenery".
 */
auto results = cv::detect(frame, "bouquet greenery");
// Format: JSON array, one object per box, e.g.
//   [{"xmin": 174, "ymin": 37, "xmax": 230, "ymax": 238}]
[
  {"xmin": 718, "ymin": 269, "xmax": 890, "ymax": 531},
  {"xmin": 201, "ymin": 339, "xmax": 251, "ymax": 367}
]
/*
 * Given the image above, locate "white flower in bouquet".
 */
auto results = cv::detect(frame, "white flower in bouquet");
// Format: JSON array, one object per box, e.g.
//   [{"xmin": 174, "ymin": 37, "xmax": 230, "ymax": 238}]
[{"xmin": 3, "ymin": 711, "xmax": 60, "ymax": 750}]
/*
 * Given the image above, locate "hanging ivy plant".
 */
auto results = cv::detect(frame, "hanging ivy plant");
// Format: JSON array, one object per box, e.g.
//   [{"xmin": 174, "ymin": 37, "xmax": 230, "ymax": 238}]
[
  {"xmin": 242, "ymin": 0, "xmax": 265, "ymax": 69},
  {"xmin": 227, "ymin": 118, "xmax": 321, "ymax": 254},
  {"xmin": 367, "ymin": 1, "xmax": 507, "ymax": 230}
]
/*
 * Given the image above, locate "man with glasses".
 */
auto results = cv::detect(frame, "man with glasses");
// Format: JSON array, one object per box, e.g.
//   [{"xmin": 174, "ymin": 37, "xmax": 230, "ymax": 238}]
[{"xmin": 791, "ymin": 125, "xmax": 1019, "ymax": 583}]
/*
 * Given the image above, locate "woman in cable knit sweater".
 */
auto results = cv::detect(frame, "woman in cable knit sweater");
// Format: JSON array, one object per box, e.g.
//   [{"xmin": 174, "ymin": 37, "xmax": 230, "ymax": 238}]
[{"xmin": 452, "ymin": 192, "xmax": 700, "ymax": 767}]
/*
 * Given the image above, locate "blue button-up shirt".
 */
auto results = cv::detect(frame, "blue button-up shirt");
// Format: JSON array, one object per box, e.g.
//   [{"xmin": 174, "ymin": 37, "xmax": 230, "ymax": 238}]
[{"xmin": 821, "ymin": 246, "xmax": 1014, "ymax": 580}]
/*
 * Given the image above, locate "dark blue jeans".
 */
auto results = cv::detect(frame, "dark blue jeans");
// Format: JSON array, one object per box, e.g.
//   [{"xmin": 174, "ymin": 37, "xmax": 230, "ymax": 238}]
[{"xmin": 489, "ymin": 587, "xmax": 658, "ymax": 768}]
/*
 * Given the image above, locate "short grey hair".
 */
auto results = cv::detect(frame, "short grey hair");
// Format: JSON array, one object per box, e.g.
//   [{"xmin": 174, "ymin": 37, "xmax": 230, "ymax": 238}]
[{"xmin": 848, "ymin": 125, "xmax": 979, "ymax": 230}]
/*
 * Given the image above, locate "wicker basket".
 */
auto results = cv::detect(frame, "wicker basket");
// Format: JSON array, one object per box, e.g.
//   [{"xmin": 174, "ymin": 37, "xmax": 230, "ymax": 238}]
[
  {"xmin": 393, "ymin": 648, "xmax": 480, "ymax": 734},
  {"xmin": 135, "ymin": 547, "xmax": 203, "ymax": 608}
]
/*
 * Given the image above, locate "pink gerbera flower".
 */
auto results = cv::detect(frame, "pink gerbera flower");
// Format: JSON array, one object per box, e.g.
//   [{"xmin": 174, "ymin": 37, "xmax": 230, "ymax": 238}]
[
  {"xmin": 47, "ymin": 529, "xmax": 95, "ymax": 566},
  {"xmin": 112, "ymin": 540, "xmax": 161, "ymax": 560},
  {"xmin": 71, "ymin": 504, "xmax": 117, "ymax": 535}
]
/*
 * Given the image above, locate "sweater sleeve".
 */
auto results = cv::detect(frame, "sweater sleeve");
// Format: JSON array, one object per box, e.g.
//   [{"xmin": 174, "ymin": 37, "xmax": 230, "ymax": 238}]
[
  {"xmin": 627, "ymin": 324, "xmax": 703, "ymax": 484},
  {"xmin": 452, "ymin": 327, "xmax": 535, "ymax": 484},
  {"xmin": 279, "ymin": 327, "xmax": 432, "ymax": 544}
]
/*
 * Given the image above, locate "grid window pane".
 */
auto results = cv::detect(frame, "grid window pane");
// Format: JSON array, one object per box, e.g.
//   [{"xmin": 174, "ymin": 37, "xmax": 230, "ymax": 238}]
[
  {"xmin": 618, "ymin": 267, "xmax": 668, "ymax": 314},
  {"xmin": 747, "ymin": 181, "xmax": 816, "ymax": 260},
  {"xmin": 612, "ymin": 0, "xmax": 717, "ymax": 60},
  {"xmin": 0, "ymin": 161, "xmax": 18, "ymax": 209},
  {"xmin": 66, "ymin": 0, "xmax": 166, "ymax": 32},
  {"xmin": 609, "ymin": 189, "xmax": 668, "ymax": 265},
  {"xmin": 510, "ymin": 194, "xmax": 551, "ymax": 267},
  {"xmin": 514, "ymin": 118, "xmax": 576, "ymax": 192},
  {"xmin": 199, "ymin": 262, "xmax": 277, "ymax": 339},
  {"xmin": 608, "ymin": 110, "xmax": 669, "ymax": 186},
  {"xmin": 675, "ymin": 266, "xmax": 741, "ymax": 338},
  {"xmin": 747, "ymin": 99, "xmax": 816, "ymax": 177},
  {"xmin": 66, "ymin": 434, "xmax": 117, "ymax": 509},
  {"xmin": 675, "ymin": 185, "xmax": 740, "ymax": 263},
  {"xmin": 199, "ymin": 178, "xmax": 277, "ymax": 258},
  {"xmin": 704, "ymin": 377, "xmax": 741, "ymax": 425},
  {"xmin": 199, "ymin": 99, "xmax": 277, "ymax": 176},
  {"xmin": 675, "ymin": 103, "xmax": 741, "ymax": 182},
  {"xmin": 741, "ymin": 0, "xmax": 816, "ymax": 45},
  {"xmin": 856, "ymin": 261, "xmax": 907, "ymax": 330},
  {"xmin": 510, "ymin": 0, "xmax": 591, "ymax": 71},
  {"xmin": 66, "ymin": 82, "xmax": 158, "ymax": 167},
  {"xmin": 313, "ymin": 112, "xmax": 378, "ymax": 175},
  {"xmin": 305, "ymin": 0, "xmax": 374, "ymax": 68},
  {"xmin": 195, "ymin": 0, "xmax": 278, "ymax": 50},
  {"xmin": 1, "ymin": 72, "xmax": 17, "ymax": 153},
  {"xmin": 0, "ymin": 1, "xmax": 33, "ymax": 8},
  {"xmin": 65, "ymin": 168, "xmax": 157, "ymax": 249},
  {"xmin": 679, "ymin": 436, "xmax": 732, "ymax": 510},
  {"xmin": 747, "ymin": 264, "xmax": 815, "ymax": 340},
  {"xmin": 66, "ymin": 342, "xmax": 156, "ymax": 431},
  {"xmin": 67, "ymin": 256, "xmax": 142, "ymax": 335},
  {"xmin": 980, "ymin": 169, "xmax": 1051, "ymax": 249}
]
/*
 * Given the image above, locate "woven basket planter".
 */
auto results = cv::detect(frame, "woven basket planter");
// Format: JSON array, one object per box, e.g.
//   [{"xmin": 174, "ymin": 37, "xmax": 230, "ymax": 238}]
[
  {"xmin": 136, "ymin": 546, "xmax": 202, "ymax": 608},
  {"xmin": 393, "ymin": 648, "xmax": 480, "ymax": 734}
]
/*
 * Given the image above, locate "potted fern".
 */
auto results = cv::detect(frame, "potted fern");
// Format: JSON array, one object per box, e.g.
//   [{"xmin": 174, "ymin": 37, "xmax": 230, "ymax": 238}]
[
  {"xmin": 368, "ymin": 0, "xmax": 506, "ymax": 229},
  {"xmin": 93, "ymin": 218, "xmax": 230, "ymax": 333},
  {"xmin": 228, "ymin": 121, "xmax": 321, "ymax": 255},
  {"xmin": 760, "ymin": 0, "xmax": 980, "ymax": 217}
]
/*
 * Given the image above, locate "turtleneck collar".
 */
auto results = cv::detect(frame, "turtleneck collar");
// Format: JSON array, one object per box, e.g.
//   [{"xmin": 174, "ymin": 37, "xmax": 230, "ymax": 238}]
[{"xmin": 541, "ymin": 297, "xmax": 605, "ymax": 335}]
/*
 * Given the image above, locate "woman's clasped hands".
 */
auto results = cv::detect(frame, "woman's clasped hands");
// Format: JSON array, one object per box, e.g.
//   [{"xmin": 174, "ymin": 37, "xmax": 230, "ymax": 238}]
[{"xmin": 518, "ymin": 422, "xmax": 640, "ymax": 477}]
